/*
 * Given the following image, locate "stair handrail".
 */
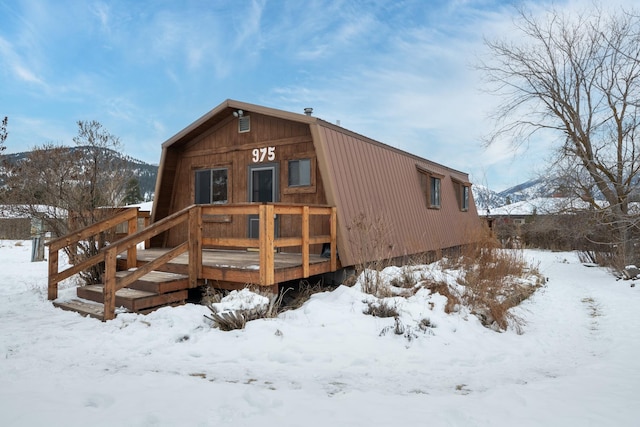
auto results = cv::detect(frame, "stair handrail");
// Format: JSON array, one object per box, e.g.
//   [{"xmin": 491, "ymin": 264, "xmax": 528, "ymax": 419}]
[
  {"xmin": 101, "ymin": 204, "xmax": 200, "ymax": 320},
  {"xmin": 47, "ymin": 207, "xmax": 141, "ymax": 300}
]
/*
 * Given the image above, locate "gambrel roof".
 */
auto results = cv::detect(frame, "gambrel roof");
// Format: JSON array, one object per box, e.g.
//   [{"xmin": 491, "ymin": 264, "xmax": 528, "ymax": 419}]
[{"xmin": 154, "ymin": 99, "xmax": 480, "ymax": 266}]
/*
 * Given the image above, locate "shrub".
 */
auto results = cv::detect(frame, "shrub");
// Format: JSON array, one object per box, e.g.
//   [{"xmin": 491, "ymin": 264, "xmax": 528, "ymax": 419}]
[
  {"xmin": 426, "ymin": 226, "xmax": 544, "ymax": 331},
  {"xmin": 204, "ymin": 286, "xmax": 279, "ymax": 331},
  {"xmin": 203, "ymin": 280, "xmax": 332, "ymax": 330},
  {"xmin": 448, "ymin": 227, "xmax": 544, "ymax": 332},
  {"xmin": 363, "ymin": 299, "xmax": 399, "ymax": 318}
]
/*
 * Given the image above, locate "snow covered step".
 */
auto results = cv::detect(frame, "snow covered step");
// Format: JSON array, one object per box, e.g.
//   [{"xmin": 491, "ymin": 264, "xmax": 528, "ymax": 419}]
[
  {"xmin": 76, "ymin": 285, "xmax": 187, "ymax": 312},
  {"xmin": 115, "ymin": 270, "xmax": 189, "ymax": 294},
  {"xmin": 53, "ymin": 299, "xmax": 105, "ymax": 321}
]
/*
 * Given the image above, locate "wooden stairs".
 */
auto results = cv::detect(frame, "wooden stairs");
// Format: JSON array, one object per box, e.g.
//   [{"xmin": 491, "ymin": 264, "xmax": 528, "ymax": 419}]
[{"xmin": 53, "ymin": 270, "xmax": 191, "ymax": 321}]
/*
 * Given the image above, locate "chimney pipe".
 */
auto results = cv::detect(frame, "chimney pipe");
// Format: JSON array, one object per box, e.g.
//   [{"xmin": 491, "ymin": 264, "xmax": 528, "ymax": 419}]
[{"xmin": 304, "ymin": 107, "xmax": 313, "ymax": 116}]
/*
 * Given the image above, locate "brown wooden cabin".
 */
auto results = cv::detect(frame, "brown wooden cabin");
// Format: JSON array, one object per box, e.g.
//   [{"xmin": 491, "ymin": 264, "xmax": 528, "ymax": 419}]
[{"xmin": 48, "ymin": 99, "xmax": 481, "ymax": 320}]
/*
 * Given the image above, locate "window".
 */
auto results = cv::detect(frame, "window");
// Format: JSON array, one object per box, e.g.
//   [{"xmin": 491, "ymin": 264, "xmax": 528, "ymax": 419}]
[
  {"xmin": 451, "ymin": 177, "xmax": 471, "ymax": 212},
  {"xmin": 284, "ymin": 155, "xmax": 316, "ymax": 195},
  {"xmin": 430, "ymin": 176, "xmax": 441, "ymax": 208},
  {"xmin": 195, "ymin": 168, "xmax": 228, "ymax": 204},
  {"xmin": 416, "ymin": 165, "xmax": 443, "ymax": 209},
  {"xmin": 461, "ymin": 185, "xmax": 469, "ymax": 211},
  {"xmin": 288, "ymin": 159, "xmax": 311, "ymax": 187},
  {"xmin": 238, "ymin": 116, "xmax": 250, "ymax": 133}
]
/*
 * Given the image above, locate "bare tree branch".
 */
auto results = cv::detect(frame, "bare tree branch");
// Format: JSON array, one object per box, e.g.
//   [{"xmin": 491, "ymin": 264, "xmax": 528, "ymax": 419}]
[{"xmin": 480, "ymin": 4, "xmax": 640, "ymax": 264}]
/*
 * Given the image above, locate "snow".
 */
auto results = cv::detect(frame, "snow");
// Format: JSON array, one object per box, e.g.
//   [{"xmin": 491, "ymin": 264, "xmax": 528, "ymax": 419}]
[
  {"xmin": 485, "ymin": 197, "xmax": 594, "ymax": 216},
  {"xmin": 1, "ymin": 240, "xmax": 639, "ymax": 426}
]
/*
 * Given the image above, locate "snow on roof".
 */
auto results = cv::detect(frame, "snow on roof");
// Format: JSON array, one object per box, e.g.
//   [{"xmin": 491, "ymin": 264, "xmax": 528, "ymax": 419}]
[
  {"xmin": 125, "ymin": 201, "xmax": 153, "ymax": 212},
  {"xmin": 484, "ymin": 197, "xmax": 595, "ymax": 216},
  {"xmin": 0, "ymin": 205, "xmax": 68, "ymax": 219}
]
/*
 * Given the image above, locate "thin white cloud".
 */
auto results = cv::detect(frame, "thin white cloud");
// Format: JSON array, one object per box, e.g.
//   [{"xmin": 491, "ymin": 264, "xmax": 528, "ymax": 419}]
[
  {"xmin": 91, "ymin": 2, "xmax": 111, "ymax": 35},
  {"xmin": 0, "ymin": 36, "xmax": 47, "ymax": 88},
  {"xmin": 233, "ymin": 0, "xmax": 266, "ymax": 50}
]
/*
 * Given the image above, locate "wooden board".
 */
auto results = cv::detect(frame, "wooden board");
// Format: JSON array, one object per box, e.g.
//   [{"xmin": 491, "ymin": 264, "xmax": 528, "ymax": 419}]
[
  {"xmin": 77, "ymin": 285, "xmax": 187, "ymax": 311},
  {"xmin": 53, "ymin": 299, "xmax": 105, "ymax": 321},
  {"xmin": 115, "ymin": 270, "xmax": 189, "ymax": 294}
]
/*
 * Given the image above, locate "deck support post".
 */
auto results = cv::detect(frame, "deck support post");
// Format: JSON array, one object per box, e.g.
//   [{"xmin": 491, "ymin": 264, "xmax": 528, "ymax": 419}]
[
  {"xmin": 330, "ymin": 207, "xmax": 337, "ymax": 271},
  {"xmin": 302, "ymin": 206, "xmax": 310, "ymax": 278},
  {"xmin": 103, "ymin": 249, "xmax": 117, "ymax": 321},
  {"xmin": 259, "ymin": 204, "xmax": 275, "ymax": 286},
  {"xmin": 48, "ymin": 248, "xmax": 59, "ymax": 300},
  {"xmin": 188, "ymin": 205, "xmax": 203, "ymax": 288}
]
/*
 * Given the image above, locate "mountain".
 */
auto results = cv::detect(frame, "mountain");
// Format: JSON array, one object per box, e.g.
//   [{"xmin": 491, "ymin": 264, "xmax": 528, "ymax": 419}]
[
  {"xmin": 473, "ymin": 176, "xmax": 570, "ymax": 211},
  {"xmin": 0, "ymin": 147, "xmax": 158, "ymax": 200}
]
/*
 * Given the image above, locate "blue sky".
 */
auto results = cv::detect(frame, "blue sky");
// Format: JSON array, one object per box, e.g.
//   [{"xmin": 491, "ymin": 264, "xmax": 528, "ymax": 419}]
[{"xmin": 0, "ymin": 0, "xmax": 630, "ymax": 191}]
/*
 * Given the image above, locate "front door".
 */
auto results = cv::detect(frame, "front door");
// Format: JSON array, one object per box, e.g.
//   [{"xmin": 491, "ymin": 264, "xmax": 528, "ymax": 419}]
[{"xmin": 248, "ymin": 164, "xmax": 278, "ymax": 238}]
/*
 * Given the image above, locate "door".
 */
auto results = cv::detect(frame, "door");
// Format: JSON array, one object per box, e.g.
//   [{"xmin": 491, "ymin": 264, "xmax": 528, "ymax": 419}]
[{"xmin": 248, "ymin": 164, "xmax": 278, "ymax": 238}]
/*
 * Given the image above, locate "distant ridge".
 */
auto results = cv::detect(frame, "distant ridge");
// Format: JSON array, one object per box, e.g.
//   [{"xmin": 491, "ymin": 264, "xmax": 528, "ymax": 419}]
[{"xmin": 0, "ymin": 146, "xmax": 158, "ymax": 200}]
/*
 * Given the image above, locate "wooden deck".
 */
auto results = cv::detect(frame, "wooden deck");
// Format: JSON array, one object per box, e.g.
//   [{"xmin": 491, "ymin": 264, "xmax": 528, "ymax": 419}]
[
  {"xmin": 48, "ymin": 203, "xmax": 338, "ymax": 320},
  {"xmin": 120, "ymin": 248, "xmax": 335, "ymax": 289}
]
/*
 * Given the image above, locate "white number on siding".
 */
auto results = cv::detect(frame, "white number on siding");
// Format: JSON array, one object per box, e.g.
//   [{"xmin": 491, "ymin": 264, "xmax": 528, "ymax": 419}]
[{"xmin": 252, "ymin": 147, "xmax": 276, "ymax": 163}]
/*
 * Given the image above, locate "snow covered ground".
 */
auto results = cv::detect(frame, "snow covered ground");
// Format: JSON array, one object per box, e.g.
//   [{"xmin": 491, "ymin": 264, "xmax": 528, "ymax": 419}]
[{"xmin": 1, "ymin": 239, "xmax": 638, "ymax": 426}]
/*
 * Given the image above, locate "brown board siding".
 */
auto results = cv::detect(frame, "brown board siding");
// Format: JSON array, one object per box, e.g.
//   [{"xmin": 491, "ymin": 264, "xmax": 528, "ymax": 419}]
[
  {"xmin": 315, "ymin": 124, "xmax": 480, "ymax": 267},
  {"xmin": 159, "ymin": 112, "xmax": 328, "ymax": 248}
]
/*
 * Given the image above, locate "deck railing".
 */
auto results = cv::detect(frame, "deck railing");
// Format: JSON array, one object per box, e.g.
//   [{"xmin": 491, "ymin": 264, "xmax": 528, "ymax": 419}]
[
  {"xmin": 47, "ymin": 207, "xmax": 142, "ymax": 300},
  {"xmin": 48, "ymin": 203, "xmax": 337, "ymax": 320}
]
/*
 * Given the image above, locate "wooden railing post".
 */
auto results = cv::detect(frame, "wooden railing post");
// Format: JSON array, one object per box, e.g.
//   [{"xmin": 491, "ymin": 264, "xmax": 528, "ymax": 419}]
[
  {"xmin": 126, "ymin": 208, "xmax": 138, "ymax": 269},
  {"xmin": 259, "ymin": 204, "xmax": 275, "ymax": 286},
  {"xmin": 143, "ymin": 213, "xmax": 151, "ymax": 249},
  {"xmin": 103, "ymin": 248, "xmax": 117, "ymax": 321},
  {"xmin": 48, "ymin": 248, "xmax": 59, "ymax": 300},
  {"xmin": 188, "ymin": 206, "xmax": 202, "ymax": 288},
  {"xmin": 302, "ymin": 206, "xmax": 310, "ymax": 278},
  {"xmin": 330, "ymin": 207, "xmax": 337, "ymax": 270}
]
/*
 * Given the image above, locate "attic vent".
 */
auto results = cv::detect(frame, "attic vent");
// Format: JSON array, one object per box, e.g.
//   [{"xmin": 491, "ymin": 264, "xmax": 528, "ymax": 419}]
[{"xmin": 238, "ymin": 115, "xmax": 250, "ymax": 133}]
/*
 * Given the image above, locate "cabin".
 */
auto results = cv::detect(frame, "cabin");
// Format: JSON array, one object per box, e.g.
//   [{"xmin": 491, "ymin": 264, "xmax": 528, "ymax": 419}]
[{"xmin": 48, "ymin": 99, "xmax": 481, "ymax": 320}]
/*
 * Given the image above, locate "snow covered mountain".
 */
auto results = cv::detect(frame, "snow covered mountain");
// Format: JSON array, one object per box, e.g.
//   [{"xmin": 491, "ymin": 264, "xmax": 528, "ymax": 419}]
[{"xmin": 474, "ymin": 177, "xmax": 568, "ymax": 210}]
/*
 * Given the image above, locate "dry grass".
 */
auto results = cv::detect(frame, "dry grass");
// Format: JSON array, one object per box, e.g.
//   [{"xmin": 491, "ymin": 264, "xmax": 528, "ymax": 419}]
[
  {"xmin": 280, "ymin": 280, "xmax": 333, "ymax": 311},
  {"xmin": 421, "ymin": 280, "xmax": 461, "ymax": 314},
  {"xmin": 203, "ymin": 280, "xmax": 332, "ymax": 331},
  {"xmin": 363, "ymin": 299, "xmax": 400, "ymax": 318},
  {"xmin": 444, "ymin": 226, "xmax": 544, "ymax": 332},
  {"xmin": 203, "ymin": 284, "xmax": 280, "ymax": 330}
]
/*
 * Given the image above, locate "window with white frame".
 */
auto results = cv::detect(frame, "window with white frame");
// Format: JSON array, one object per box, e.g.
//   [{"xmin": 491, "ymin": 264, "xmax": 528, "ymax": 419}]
[{"xmin": 238, "ymin": 116, "xmax": 250, "ymax": 133}]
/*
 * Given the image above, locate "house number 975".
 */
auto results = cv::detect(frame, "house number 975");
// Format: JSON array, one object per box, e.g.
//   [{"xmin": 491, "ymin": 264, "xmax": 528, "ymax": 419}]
[{"xmin": 252, "ymin": 147, "xmax": 275, "ymax": 163}]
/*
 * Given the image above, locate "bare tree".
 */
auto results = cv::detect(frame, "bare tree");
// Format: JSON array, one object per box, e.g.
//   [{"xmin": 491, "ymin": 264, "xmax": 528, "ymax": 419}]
[
  {"xmin": 0, "ymin": 120, "xmax": 132, "ymax": 282},
  {"xmin": 480, "ymin": 5, "xmax": 640, "ymax": 267},
  {"xmin": 0, "ymin": 116, "xmax": 7, "ymax": 152}
]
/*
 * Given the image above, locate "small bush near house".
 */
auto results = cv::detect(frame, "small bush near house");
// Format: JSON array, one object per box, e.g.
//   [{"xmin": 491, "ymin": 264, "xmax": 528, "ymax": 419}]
[
  {"xmin": 445, "ymin": 227, "xmax": 544, "ymax": 331},
  {"xmin": 203, "ymin": 280, "xmax": 332, "ymax": 331},
  {"xmin": 363, "ymin": 299, "xmax": 399, "ymax": 318}
]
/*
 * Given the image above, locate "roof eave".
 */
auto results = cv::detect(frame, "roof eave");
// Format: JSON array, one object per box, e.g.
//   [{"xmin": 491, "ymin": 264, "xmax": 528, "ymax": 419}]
[{"xmin": 161, "ymin": 99, "xmax": 318, "ymax": 150}]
